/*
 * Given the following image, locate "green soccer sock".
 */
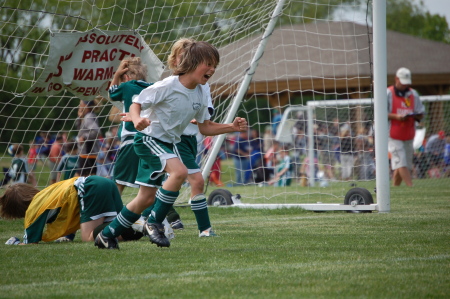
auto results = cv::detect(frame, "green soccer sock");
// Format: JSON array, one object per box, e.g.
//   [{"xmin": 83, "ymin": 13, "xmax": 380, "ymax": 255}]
[
  {"xmin": 102, "ymin": 206, "xmax": 141, "ymax": 238},
  {"xmin": 190, "ymin": 194, "xmax": 211, "ymax": 231},
  {"xmin": 141, "ymin": 204, "xmax": 155, "ymax": 219},
  {"xmin": 142, "ymin": 204, "xmax": 180, "ymax": 223},
  {"xmin": 147, "ymin": 188, "xmax": 179, "ymax": 224},
  {"xmin": 166, "ymin": 206, "xmax": 181, "ymax": 223}
]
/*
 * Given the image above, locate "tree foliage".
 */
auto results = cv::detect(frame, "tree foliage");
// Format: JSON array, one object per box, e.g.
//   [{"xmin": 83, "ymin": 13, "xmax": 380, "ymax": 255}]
[{"xmin": 386, "ymin": 0, "xmax": 450, "ymax": 43}]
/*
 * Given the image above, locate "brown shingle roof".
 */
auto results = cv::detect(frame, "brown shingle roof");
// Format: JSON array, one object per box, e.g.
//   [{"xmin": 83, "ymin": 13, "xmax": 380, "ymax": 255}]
[{"xmin": 211, "ymin": 21, "xmax": 450, "ymax": 95}]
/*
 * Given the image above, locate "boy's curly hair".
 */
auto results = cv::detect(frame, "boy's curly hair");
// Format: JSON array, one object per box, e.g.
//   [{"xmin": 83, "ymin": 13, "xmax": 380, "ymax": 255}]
[
  {"xmin": 0, "ymin": 183, "xmax": 39, "ymax": 219},
  {"xmin": 122, "ymin": 56, "xmax": 147, "ymax": 81}
]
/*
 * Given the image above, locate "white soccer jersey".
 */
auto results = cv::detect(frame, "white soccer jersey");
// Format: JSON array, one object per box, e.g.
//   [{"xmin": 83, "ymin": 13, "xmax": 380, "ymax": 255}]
[
  {"xmin": 133, "ymin": 75, "xmax": 210, "ymax": 143},
  {"xmin": 182, "ymin": 83, "xmax": 215, "ymax": 136}
]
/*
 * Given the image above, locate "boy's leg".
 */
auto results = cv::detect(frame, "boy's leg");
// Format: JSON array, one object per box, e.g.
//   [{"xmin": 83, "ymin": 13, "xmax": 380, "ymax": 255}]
[
  {"xmin": 81, "ymin": 218, "xmax": 105, "ymax": 241},
  {"xmin": 188, "ymin": 172, "xmax": 212, "ymax": 232},
  {"xmin": 101, "ymin": 186, "xmax": 156, "ymax": 239},
  {"xmin": 147, "ymin": 188, "xmax": 180, "ymax": 224},
  {"xmin": 166, "ymin": 207, "xmax": 184, "ymax": 229},
  {"xmin": 147, "ymin": 157, "xmax": 187, "ymax": 224}
]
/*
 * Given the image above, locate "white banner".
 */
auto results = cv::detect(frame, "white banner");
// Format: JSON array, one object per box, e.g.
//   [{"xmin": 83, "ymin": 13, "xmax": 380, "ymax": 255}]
[{"xmin": 27, "ymin": 29, "xmax": 164, "ymax": 101}]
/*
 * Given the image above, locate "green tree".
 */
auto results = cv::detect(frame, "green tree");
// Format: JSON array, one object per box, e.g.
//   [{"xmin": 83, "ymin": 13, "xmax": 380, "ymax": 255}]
[
  {"xmin": 386, "ymin": 0, "xmax": 450, "ymax": 43},
  {"xmin": 0, "ymin": 0, "xmax": 358, "ymax": 144}
]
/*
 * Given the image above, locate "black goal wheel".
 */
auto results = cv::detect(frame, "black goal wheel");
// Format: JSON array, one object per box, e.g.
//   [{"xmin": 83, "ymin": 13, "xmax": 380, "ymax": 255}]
[
  {"xmin": 207, "ymin": 189, "xmax": 233, "ymax": 206},
  {"xmin": 344, "ymin": 187, "xmax": 374, "ymax": 213}
]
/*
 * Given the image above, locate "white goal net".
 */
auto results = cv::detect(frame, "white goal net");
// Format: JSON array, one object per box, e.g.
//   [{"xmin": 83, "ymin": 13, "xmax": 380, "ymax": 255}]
[{"xmin": 1, "ymin": 1, "xmax": 447, "ymax": 210}]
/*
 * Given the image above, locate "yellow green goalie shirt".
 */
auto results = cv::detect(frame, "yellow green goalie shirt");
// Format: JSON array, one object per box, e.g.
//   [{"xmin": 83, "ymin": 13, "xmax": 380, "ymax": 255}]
[
  {"xmin": 23, "ymin": 177, "xmax": 80, "ymax": 243},
  {"xmin": 23, "ymin": 176, "xmax": 123, "ymax": 243}
]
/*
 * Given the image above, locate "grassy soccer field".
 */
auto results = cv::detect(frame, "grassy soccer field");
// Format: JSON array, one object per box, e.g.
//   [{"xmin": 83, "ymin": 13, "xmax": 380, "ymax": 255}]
[{"xmin": 0, "ymin": 178, "xmax": 449, "ymax": 298}]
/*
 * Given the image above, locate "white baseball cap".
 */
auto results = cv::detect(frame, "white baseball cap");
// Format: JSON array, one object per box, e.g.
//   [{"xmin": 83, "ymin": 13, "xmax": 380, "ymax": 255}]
[{"xmin": 396, "ymin": 67, "xmax": 412, "ymax": 85}]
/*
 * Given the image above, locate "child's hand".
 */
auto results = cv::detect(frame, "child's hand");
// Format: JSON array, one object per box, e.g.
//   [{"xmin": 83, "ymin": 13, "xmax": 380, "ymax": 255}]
[
  {"xmin": 190, "ymin": 119, "xmax": 198, "ymax": 125},
  {"xmin": 117, "ymin": 61, "xmax": 129, "ymax": 75},
  {"xmin": 120, "ymin": 112, "xmax": 132, "ymax": 122},
  {"xmin": 232, "ymin": 117, "xmax": 248, "ymax": 132},
  {"xmin": 133, "ymin": 117, "xmax": 151, "ymax": 131},
  {"xmin": 113, "ymin": 60, "xmax": 129, "ymax": 82}
]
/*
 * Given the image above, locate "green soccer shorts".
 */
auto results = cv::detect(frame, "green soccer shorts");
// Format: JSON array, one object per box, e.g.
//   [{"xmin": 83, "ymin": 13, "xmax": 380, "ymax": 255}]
[
  {"xmin": 133, "ymin": 132, "xmax": 179, "ymax": 187},
  {"xmin": 114, "ymin": 138, "xmax": 140, "ymax": 188},
  {"xmin": 176, "ymin": 135, "xmax": 201, "ymax": 174},
  {"xmin": 76, "ymin": 176, "xmax": 123, "ymax": 223}
]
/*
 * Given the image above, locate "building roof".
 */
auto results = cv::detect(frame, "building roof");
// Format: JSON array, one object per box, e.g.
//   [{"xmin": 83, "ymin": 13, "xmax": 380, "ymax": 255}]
[{"xmin": 211, "ymin": 21, "xmax": 450, "ymax": 97}]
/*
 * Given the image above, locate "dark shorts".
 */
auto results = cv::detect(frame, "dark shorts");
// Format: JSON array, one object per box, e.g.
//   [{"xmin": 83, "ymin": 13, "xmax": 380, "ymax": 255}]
[
  {"xmin": 134, "ymin": 133, "xmax": 178, "ymax": 187},
  {"xmin": 114, "ymin": 138, "xmax": 140, "ymax": 188},
  {"xmin": 75, "ymin": 176, "xmax": 123, "ymax": 223},
  {"xmin": 176, "ymin": 135, "xmax": 200, "ymax": 173}
]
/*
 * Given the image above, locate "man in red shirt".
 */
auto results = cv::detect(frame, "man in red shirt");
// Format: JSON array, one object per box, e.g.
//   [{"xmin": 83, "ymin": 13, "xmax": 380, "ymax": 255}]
[{"xmin": 387, "ymin": 67, "xmax": 424, "ymax": 186}]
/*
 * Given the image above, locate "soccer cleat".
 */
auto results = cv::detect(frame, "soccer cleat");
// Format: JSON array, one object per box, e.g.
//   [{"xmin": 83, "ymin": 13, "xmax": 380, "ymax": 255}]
[
  {"xmin": 199, "ymin": 227, "xmax": 218, "ymax": 237},
  {"xmin": 143, "ymin": 222, "xmax": 170, "ymax": 247},
  {"xmin": 131, "ymin": 216, "xmax": 146, "ymax": 233},
  {"xmin": 54, "ymin": 236, "xmax": 73, "ymax": 243},
  {"xmin": 162, "ymin": 218, "xmax": 175, "ymax": 240},
  {"xmin": 94, "ymin": 232, "xmax": 119, "ymax": 250},
  {"xmin": 170, "ymin": 219, "xmax": 184, "ymax": 230},
  {"xmin": 5, "ymin": 237, "xmax": 20, "ymax": 245}
]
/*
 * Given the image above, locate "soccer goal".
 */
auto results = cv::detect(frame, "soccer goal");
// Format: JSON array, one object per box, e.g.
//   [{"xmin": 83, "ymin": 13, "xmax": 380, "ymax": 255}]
[{"xmin": 2, "ymin": 1, "xmax": 445, "ymax": 212}]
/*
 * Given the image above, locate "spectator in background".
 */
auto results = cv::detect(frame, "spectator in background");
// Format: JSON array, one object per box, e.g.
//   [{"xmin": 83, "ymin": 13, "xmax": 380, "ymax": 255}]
[
  {"xmin": 262, "ymin": 125, "xmax": 274, "ymax": 154},
  {"xmin": 48, "ymin": 134, "xmax": 64, "ymax": 184},
  {"xmin": 204, "ymin": 136, "xmax": 224, "ymax": 187},
  {"xmin": 272, "ymin": 109, "xmax": 282, "ymax": 136},
  {"xmin": 268, "ymin": 143, "xmax": 292, "ymax": 187},
  {"xmin": 299, "ymin": 153, "xmax": 318, "ymax": 187},
  {"xmin": 233, "ymin": 130, "xmax": 251, "ymax": 185},
  {"xmin": 340, "ymin": 128, "xmax": 355, "ymax": 181},
  {"xmin": 76, "ymin": 99, "xmax": 101, "ymax": 177},
  {"xmin": 36, "ymin": 132, "xmax": 54, "ymax": 163},
  {"xmin": 317, "ymin": 123, "xmax": 336, "ymax": 182},
  {"xmin": 264, "ymin": 140, "xmax": 280, "ymax": 183},
  {"xmin": 27, "ymin": 140, "xmax": 39, "ymax": 173},
  {"xmin": 249, "ymin": 129, "xmax": 263, "ymax": 181},
  {"xmin": 355, "ymin": 127, "xmax": 375, "ymax": 180},
  {"xmin": 387, "ymin": 67, "xmax": 424, "ymax": 187},
  {"xmin": 292, "ymin": 117, "xmax": 307, "ymax": 180},
  {"xmin": 443, "ymin": 133, "xmax": 450, "ymax": 177},
  {"xmin": 56, "ymin": 140, "xmax": 79, "ymax": 181},
  {"xmin": 7, "ymin": 144, "xmax": 36, "ymax": 186},
  {"xmin": 424, "ymin": 130, "xmax": 446, "ymax": 175}
]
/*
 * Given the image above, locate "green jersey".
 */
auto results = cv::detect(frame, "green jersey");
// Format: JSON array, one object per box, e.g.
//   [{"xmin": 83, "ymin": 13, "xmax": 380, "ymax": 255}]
[
  {"xmin": 9, "ymin": 157, "xmax": 29, "ymax": 183},
  {"xmin": 109, "ymin": 80, "xmax": 152, "ymax": 141},
  {"xmin": 56, "ymin": 154, "xmax": 78, "ymax": 180}
]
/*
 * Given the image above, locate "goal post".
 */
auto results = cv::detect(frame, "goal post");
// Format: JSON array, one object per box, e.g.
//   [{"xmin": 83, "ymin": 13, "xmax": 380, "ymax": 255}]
[{"xmin": 201, "ymin": 0, "xmax": 288, "ymax": 184}]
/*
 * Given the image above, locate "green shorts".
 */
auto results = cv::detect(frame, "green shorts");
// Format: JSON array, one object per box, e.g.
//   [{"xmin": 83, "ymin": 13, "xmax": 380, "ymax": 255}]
[
  {"xmin": 75, "ymin": 176, "xmax": 123, "ymax": 223},
  {"xmin": 176, "ymin": 135, "xmax": 201, "ymax": 174},
  {"xmin": 134, "ymin": 132, "xmax": 178, "ymax": 187},
  {"xmin": 114, "ymin": 138, "xmax": 140, "ymax": 188}
]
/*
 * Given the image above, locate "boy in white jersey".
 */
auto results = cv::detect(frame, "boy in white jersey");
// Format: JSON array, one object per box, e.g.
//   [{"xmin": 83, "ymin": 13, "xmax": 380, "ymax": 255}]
[
  {"xmin": 138, "ymin": 38, "xmax": 218, "ymax": 236},
  {"xmin": 109, "ymin": 56, "xmax": 181, "ymax": 235},
  {"xmin": 95, "ymin": 41, "xmax": 247, "ymax": 249}
]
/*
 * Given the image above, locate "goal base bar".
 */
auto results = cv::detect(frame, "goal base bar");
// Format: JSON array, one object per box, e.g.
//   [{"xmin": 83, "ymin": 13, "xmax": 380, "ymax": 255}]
[{"xmin": 219, "ymin": 203, "xmax": 379, "ymax": 211}]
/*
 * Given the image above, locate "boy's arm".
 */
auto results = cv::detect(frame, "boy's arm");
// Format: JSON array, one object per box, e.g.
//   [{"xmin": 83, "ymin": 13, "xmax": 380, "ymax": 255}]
[
  {"xmin": 129, "ymin": 103, "xmax": 150, "ymax": 131},
  {"xmin": 23, "ymin": 212, "xmax": 50, "ymax": 244},
  {"xmin": 109, "ymin": 60, "xmax": 129, "ymax": 88},
  {"xmin": 198, "ymin": 117, "xmax": 248, "ymax": 136}
]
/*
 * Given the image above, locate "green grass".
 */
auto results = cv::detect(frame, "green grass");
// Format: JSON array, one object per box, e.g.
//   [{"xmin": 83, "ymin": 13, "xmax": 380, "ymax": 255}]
[{"xmin": 1, "ymin": 181, "xmax": 449, "ymax": 298}]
